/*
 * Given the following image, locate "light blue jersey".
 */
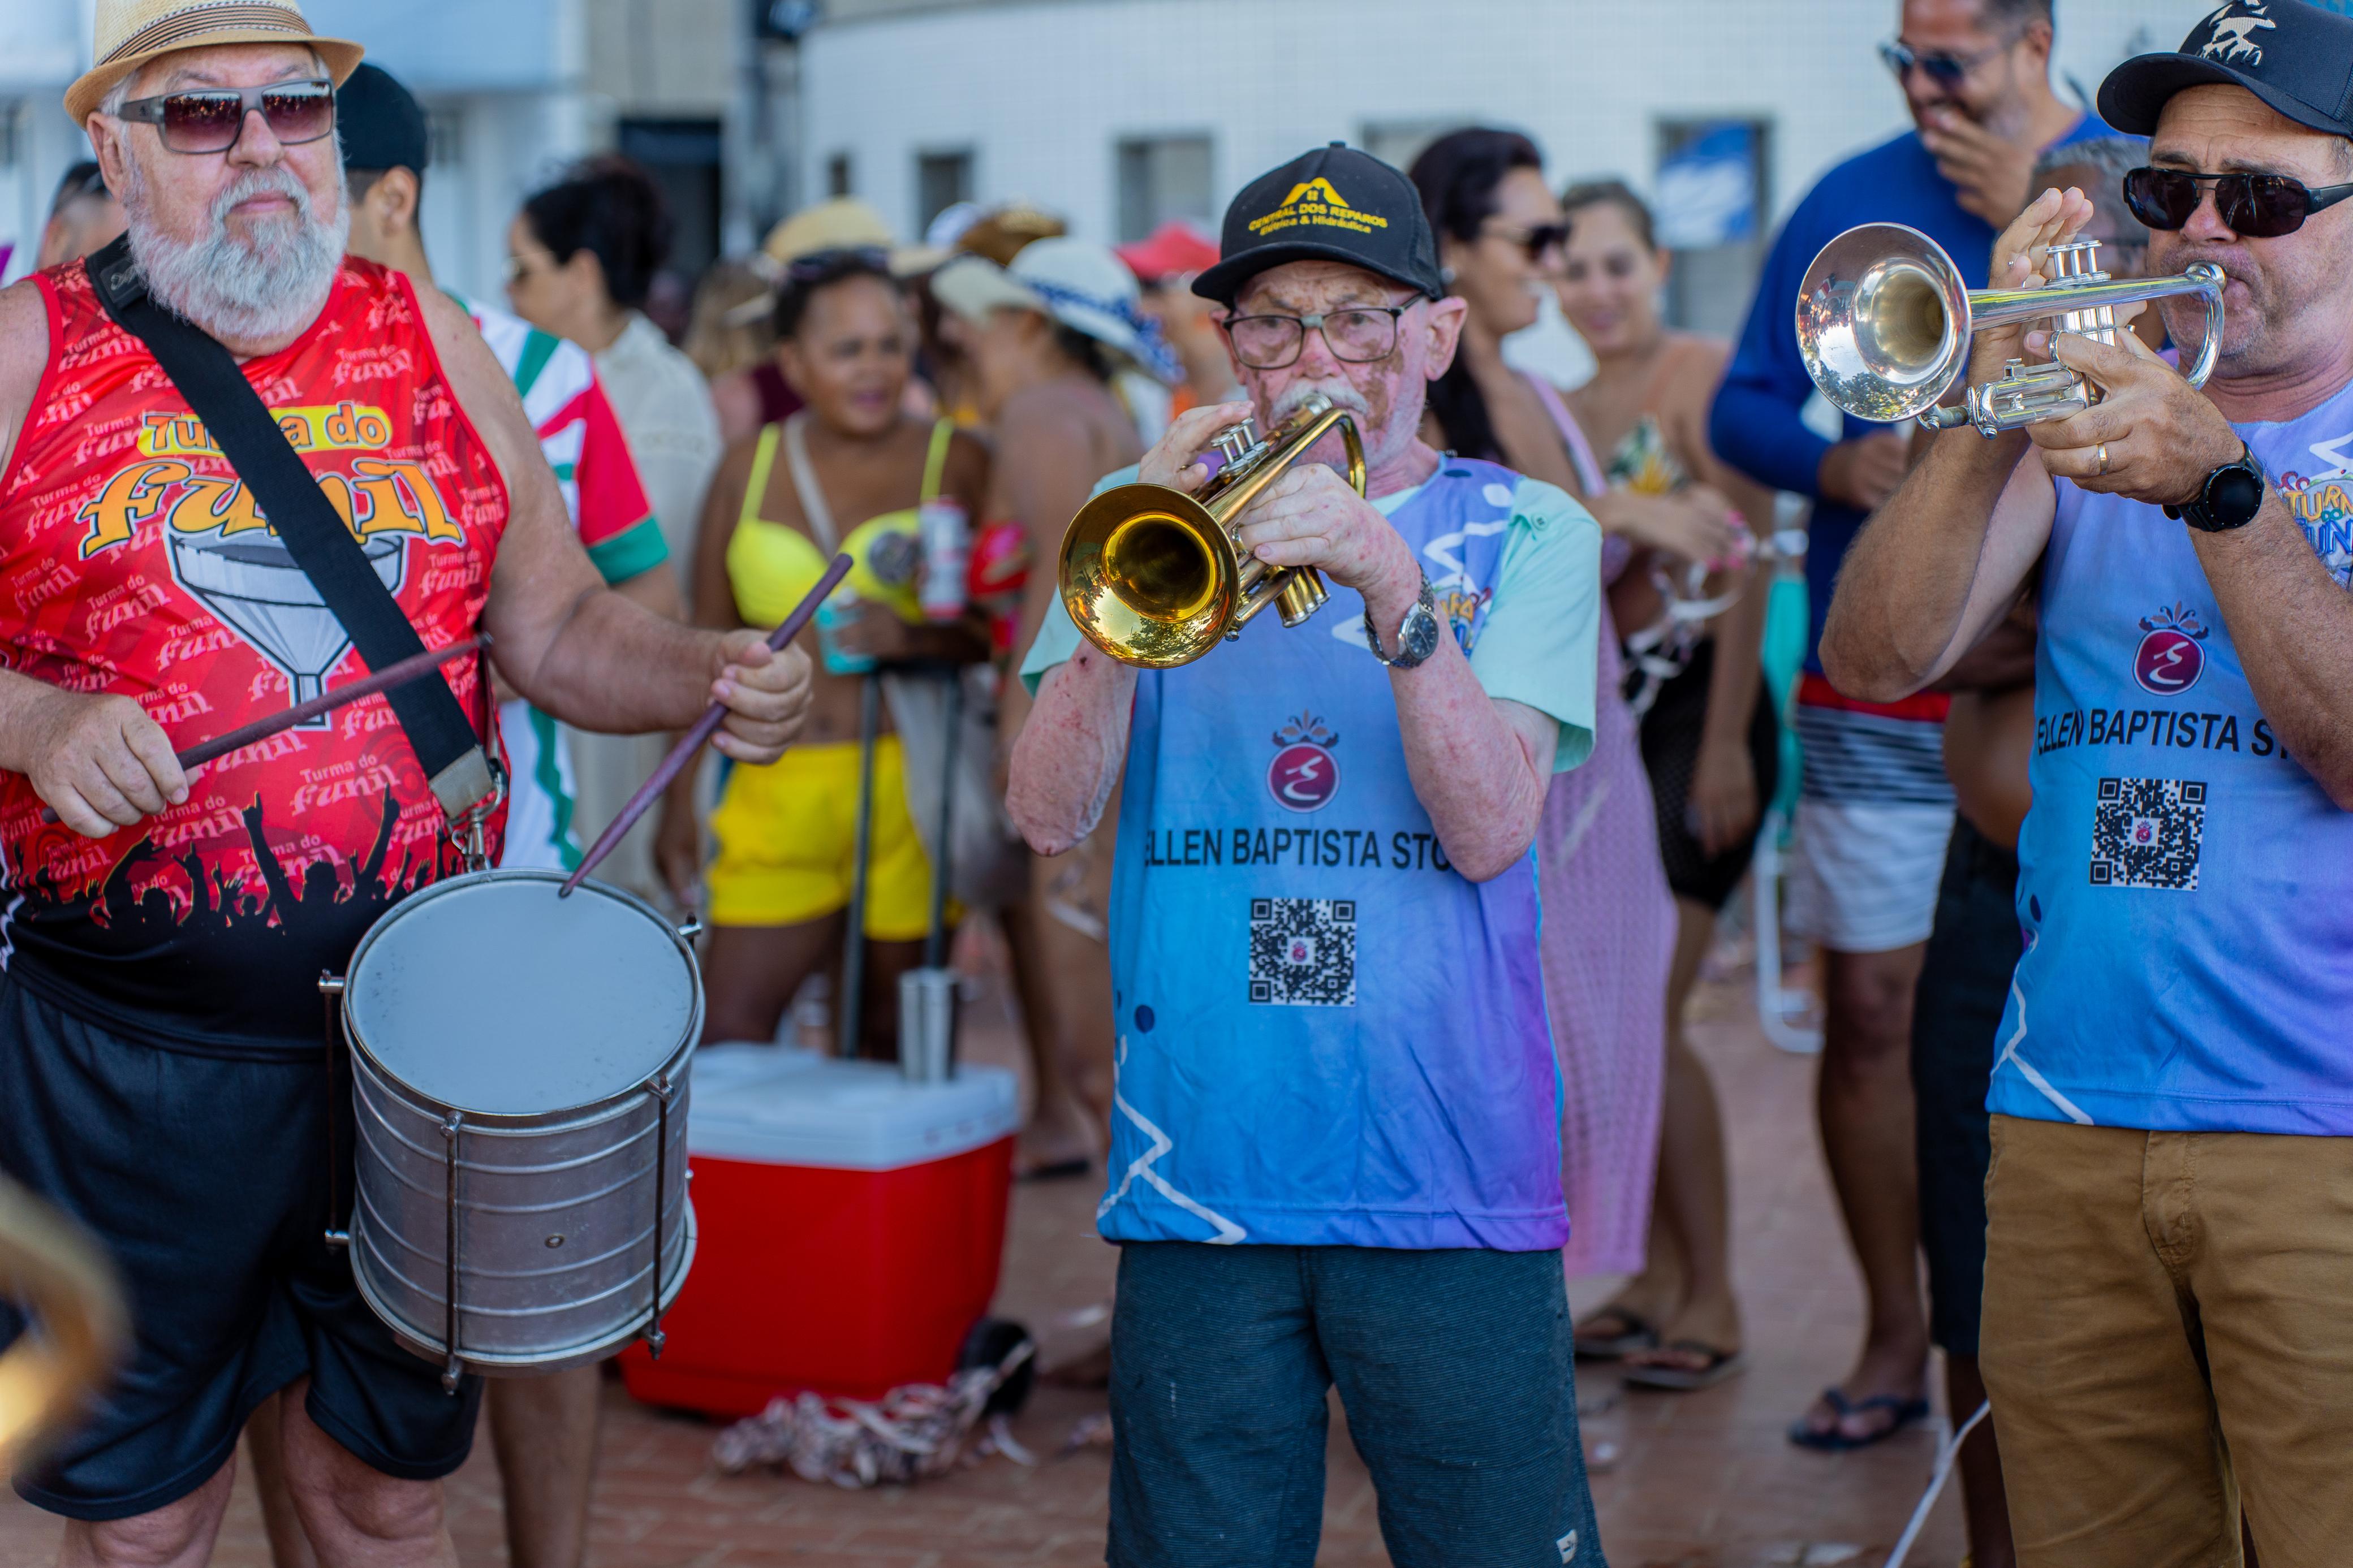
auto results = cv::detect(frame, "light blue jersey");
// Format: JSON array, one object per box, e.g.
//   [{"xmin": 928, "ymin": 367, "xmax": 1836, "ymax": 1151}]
[
  {"xmin": 1994, "ymin": 375, "xmax": 2353, "ymax": 1134},
  {"xmin": 1025, "ymin": 459, "xmax": 1601, "ymax": 1249}
]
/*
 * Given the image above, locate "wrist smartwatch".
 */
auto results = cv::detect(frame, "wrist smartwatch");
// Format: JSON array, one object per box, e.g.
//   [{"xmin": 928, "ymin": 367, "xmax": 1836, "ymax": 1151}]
[
  {"xmin": 2165, "ymin": 444, "xmax": 2266, "ymax": 533},
  {"xmin": 1365, "ymin": 573, "xmax": 1442, "ymax": 669}
]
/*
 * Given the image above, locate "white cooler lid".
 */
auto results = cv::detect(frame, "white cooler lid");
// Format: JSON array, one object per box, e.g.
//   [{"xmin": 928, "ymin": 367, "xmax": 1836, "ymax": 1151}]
[{"xmin": 687, "ymin": 1044, "xmax": 1020, "ymax": 1170}]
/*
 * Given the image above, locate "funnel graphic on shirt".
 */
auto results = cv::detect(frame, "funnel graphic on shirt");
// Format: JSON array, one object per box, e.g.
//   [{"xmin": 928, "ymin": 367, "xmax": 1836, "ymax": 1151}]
[{"xmin": 167, "ymin": 532, "xmax": 406, "ymax": 724}]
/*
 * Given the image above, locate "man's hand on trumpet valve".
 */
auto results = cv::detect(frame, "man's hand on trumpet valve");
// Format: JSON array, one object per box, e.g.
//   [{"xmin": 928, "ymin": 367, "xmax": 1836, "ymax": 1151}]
[
  {"xmin": 1963, "ymin": 185, "xmax": 2101, "ymax": 383},
  {"xmin": 1139, "ymin": 399, "xmax": 1257, "ymax": 490},
  {"xmin": 1232, "ymin": 461, "xmax": 1420, "ymax": 607},
  {"xmin": 2018, "ymin": 329, "xmax": 2244, "ymax": 506}
]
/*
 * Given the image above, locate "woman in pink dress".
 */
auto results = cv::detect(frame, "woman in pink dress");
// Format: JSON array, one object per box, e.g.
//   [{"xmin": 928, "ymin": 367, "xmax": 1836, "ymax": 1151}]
[{"xmin": 1409, "ymin": 131, "xmax": 1696, "ymax": 1283}]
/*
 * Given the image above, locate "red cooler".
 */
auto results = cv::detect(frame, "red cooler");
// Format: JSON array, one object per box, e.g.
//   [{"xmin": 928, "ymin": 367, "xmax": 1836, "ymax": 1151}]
[{"xmin": 619, "ymin": 1043, "xmax": 1019, "ymax": 1414}]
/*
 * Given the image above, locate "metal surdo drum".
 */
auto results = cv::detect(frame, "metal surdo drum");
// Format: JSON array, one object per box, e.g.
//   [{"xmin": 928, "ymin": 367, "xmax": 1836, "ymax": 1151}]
[{"xmin": 323, "ymin": 867, "xmax": 700, "ymax": 1385}]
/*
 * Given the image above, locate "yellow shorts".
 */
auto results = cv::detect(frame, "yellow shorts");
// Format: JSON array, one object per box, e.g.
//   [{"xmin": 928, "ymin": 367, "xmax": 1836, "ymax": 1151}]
[{"xmin": 706, "ymin": 737, "xmax": 937, "ymax": 938}]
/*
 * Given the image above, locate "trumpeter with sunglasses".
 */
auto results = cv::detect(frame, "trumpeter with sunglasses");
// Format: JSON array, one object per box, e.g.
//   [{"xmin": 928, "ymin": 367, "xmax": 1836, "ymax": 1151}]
[
  {"xmin": 0, "ymin": 6, "xmax": 815, "ymax": 1565},
  {"xmin": 1708, "ymin": 0, "xmax": 2113, "ymax": 1457},
  {"xmin": 1821, "ymin": 5, "xmax": 2353, "ymax": 1562}
]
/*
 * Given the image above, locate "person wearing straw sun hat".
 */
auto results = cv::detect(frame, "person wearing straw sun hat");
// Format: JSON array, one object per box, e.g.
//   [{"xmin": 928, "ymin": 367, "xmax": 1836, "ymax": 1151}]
[{"xmin": 0, "ymin": 3, "xmax": 814, "ymax": 1562}]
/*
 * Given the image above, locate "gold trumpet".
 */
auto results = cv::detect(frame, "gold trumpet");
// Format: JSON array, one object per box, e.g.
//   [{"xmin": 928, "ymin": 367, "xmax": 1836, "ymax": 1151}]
[
  {"xmin": 1796, "ymin": 222, "xmax": 2226, "ymax": 437},
  {"xmin": 0, "ymin": 1178, "xmax": 126, "ymax": 1472},
  {"xmin": 1060, "ymin": 393, "xmax": 1365, "ymax": 668}
]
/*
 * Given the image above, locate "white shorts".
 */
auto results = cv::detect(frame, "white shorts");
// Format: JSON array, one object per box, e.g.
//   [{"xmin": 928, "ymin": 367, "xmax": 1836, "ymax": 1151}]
[{"xmin": 1785, "ymin": 797, "xmax": 1955, "ymax": 953}]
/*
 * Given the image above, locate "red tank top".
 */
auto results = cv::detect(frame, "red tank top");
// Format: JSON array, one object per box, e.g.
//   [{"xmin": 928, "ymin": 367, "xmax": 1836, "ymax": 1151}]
[{"xmin": 0, "ymin": 257, "xmax": 508, "ymax": 1053}]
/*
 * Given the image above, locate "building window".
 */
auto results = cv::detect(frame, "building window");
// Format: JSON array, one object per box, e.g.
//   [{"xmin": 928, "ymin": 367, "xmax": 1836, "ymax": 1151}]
[
  {"xmin": 620, "ymin": 117, "xmax": 725, "ymax": 284},
  {"xmin": 0, "ymin": 101, "xmax": 20, "ymax": 169},
  {"xmin": 1358, "ymin": 120, "xmax": 1455, "ymax": 177},
  {"xmin": 1654, "ymin": 118, "xmax": 1772, "ymax": 338},
  {"xmin": 1115, "ymin": 135, "xmax": 1212, "ymax": 244},
  {"xmin": 915, "ymin": 149, "xmax": 974, "ymax": 237},
  {"xmin": 826, "ymin": 152, "xmax": 853, "ymax": 198},
  {"xmin": 425, "ymin": 107, "xmax": 464, "ymax": 167}
]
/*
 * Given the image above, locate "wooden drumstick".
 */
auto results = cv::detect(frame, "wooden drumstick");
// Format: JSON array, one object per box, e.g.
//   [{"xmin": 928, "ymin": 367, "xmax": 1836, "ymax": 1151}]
[
  {"xmin": 39, "ymin": 636, "xmax": 490, "ymax": 826},
  {"xmin": 559, "ymin": 552, "xmax": 852, "ymax": 899}
]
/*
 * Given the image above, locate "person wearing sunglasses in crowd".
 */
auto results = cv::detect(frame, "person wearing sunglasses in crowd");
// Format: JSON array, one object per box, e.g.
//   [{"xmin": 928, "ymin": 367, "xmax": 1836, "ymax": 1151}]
[
  {"xmin": 0, "ymin": 9, "xmax": 813, "ymax": 1566},
  {"xmin": 33, "ymin": 160, "xmax": 124, "ymax": 270},
  {"xmin": 1708, "ymin": 0, "xmax": 2113, "ymax": 1453},
  {"xmin": 1823, "ymin": 6, "xmax": 2353, "ymax": 1562},
  {"xmin": 508, "ymin": 157, "xmax": 725, "ymax": 908},
  {"xmin": 1010, "ymin": 143, "xmax": 1608, "ymax": 1566}
]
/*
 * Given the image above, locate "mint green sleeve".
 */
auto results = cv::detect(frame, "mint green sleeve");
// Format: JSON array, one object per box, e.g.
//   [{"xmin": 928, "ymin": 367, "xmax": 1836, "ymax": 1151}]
[
  {"xmin": 1018, "ymin": 464, "xmax": 1141, "ymax": 696},
  {"xmin": 1465, "ymin": 478, "xmax": 1602, "ymax": 772}
]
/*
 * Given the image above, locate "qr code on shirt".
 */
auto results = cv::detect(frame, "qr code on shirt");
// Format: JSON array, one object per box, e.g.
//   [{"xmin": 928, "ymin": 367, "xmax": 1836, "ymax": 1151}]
[
  {"xmin": 1248, "ymin": 898, "xmax": 1357, "ymax": 1007},
  {"xmin": 2090, "ymin": 777, "xmax": 2205, "ymax": 891}
]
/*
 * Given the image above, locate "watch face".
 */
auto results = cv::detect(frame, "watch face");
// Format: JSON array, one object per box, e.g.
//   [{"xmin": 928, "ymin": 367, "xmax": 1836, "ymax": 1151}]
[
  {"xmin": 1403, "ymin": 603, "xmax": 1441, "ymax": 660},
  {"xmin": 2212, "ymin": 465, "xmax": 2264, "ymax": 524}
]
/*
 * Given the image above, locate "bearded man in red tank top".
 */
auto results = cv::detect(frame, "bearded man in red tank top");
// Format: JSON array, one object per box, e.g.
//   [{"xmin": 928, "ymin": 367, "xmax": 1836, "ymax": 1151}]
[{"xmin": 0, "ymin": 8, "xmax": 813, "ymax": 1566}]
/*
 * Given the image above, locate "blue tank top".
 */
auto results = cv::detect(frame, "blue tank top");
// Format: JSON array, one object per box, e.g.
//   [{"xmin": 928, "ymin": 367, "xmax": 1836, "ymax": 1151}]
[
  {"xmin": 1098, "ymin": 459, "xmax": 1567, "ymax": 1250},
  {"xmin": 1993, "ymin": 375, "xmax": 2353, "ymax": 1134}
]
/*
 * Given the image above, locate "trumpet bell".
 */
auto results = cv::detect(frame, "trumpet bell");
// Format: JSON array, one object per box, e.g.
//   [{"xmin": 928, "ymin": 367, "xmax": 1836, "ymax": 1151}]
[
  {"xmin": 1062, "ymin": 484, "xmax": 1244, "ymax": 669},
  {"xmin": 1796, "ymin": 222, "xmax": 1971, "ymax": 424}
]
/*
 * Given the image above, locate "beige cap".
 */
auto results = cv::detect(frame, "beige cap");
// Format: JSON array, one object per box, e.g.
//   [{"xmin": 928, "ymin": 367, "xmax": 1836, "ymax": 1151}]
[
  {"xmin": 761, "ymin": 198, "xmax": 895, "ymax": 267},
  {"xmin": 68, "ymin": 1, "xmax": 363, "ymax": 126}
]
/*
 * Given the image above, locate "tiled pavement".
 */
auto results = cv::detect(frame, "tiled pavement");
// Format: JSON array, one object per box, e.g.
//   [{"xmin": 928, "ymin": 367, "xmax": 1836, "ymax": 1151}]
[{"xmin": 2, "ymin": 956, "xmax": 1966, "ymax": 1567}]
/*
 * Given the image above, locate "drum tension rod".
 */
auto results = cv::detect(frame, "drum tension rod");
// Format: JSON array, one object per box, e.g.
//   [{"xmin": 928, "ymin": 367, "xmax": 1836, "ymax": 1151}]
[
  {"xmin": 646, "ymin": 1076, "xmax": 674, "ymax": 1360},
  {"xmin": 440, "ymin": 1111, "xmax": 464, "ymax": 1393}
]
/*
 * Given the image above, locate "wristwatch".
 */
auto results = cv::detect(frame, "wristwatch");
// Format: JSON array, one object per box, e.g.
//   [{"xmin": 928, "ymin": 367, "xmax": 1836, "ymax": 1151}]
[
  {"xmin": 2165, "ymin": 444, "xmax": 2266, "ymax": 533},
  {"xmin": 1365, "ymin": 573, "xmax": 1442, "ymax": 669}
]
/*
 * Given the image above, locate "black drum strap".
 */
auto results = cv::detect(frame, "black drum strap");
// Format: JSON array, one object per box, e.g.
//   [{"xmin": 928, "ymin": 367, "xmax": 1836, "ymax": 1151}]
[{"xmin": 84, "ymin": 236, "xmax": 493, "ymax": 817}]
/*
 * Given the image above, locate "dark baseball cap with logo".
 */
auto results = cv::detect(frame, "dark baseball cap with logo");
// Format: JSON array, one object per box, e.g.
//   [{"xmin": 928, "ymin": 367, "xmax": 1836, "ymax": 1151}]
[
  {"xmin": 2100, "ymin": 0, "xmax": 2353, "ymax": 139},
  {"xmin": 1192, "ymin": 142, "xmax": 1444, "ymax": 306},
  {"xmin": 337, "ymin": 63, "xmax": 430, "ymax": 176}
]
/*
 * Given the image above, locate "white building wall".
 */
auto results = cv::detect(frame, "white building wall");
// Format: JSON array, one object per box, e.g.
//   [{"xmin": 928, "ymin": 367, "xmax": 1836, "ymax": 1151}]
[{"xmin": 799, "ymin": 0, "xmax": 2215, "ymax": 248}]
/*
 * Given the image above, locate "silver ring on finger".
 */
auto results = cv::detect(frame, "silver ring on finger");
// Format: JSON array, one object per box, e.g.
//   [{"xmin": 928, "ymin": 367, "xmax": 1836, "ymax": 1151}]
[{"xmin": 2096, "ymin": 443, "xmax": 2111, "ymax": 477}]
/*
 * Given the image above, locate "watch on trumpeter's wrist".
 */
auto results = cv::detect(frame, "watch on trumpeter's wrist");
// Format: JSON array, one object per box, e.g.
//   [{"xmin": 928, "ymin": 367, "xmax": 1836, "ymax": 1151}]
[
  {"xmin": 1365, "ymin": 572, "xmax": 1442, "ymax": 669},
  {"xmin": 2165, "ymin": 443, "xmax": 2266, "ymax": 533}
]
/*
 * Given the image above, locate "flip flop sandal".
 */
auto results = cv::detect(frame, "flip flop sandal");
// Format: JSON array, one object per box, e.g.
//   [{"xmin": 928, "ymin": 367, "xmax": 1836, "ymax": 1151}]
[
  {"xmin": 1786, "ymin": 1386, "xmax": 1932, "ymax": 1451},
  {"xmin": 1622, "ymin": 1341, "xmax": 1747, "ymax": 1391},
  {"xmin": 1572, "ymin": 1308, "xmax": 1658, "ymax": 1360}
]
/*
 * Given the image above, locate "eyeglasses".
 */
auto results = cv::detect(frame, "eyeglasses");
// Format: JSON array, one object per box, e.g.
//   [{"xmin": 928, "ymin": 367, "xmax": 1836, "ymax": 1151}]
[
  {"xmin": 1482, "ymin": 220, "xmax": 1570, "ymax": 262},
  {"xmin": 785, "ymin": 245, "xmax": 890, "ymax": 282},
  {"xmin": 114, "ymin": 79, "xmax": 335, "ymax": 155},
  {"xmin": 1878, "ymin": 36, "xmax": 2016, "ymax": 91},
  {"xmin": 2123, "ymin": 166, "xmax": 2353, "ymax": 239},
  {"xmin": 502, "ymin": 252, "xmax": 548, "ymax": 288},
  {"xmin": 1224, "ymin": 304, "xmax": 1413, "ymax": 369}
]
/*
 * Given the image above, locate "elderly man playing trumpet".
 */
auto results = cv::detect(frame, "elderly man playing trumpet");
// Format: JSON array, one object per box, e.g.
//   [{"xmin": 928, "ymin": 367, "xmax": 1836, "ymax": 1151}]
[
  {"xmin": 1821, "ymin": 3, "xmax": 2353, "ymax": 1562},
  {"xmin": 1009, "ymin": 143, "xmax": 1606, "ymax": 1566}
]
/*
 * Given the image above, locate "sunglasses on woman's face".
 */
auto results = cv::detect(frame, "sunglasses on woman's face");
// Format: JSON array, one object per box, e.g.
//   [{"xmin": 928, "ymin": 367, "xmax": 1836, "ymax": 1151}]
[
  {"xmin": 2123, "ymin": 166, "xmax": 2353, "ymax": 239},
  {"xmin": 1481, "ymin": 221, "xmax": 1570, "ymax": 263},
  {"xmin": 115, "ymin": 79, "xmax": 335, "ymax": 155}
]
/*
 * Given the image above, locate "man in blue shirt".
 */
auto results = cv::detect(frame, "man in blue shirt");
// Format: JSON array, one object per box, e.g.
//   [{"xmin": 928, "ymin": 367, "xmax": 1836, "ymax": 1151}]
[
  {"xmin": 1821, "ymin": 4, "xmax": 2353, "ymax": 1560},
  {"xmin": 1010, "ymin": 144, "xmax": 1605, "ymax": 1566},
  {"xmin": 1709, "ymin": 0, "xmax": 2110, "ymax": 1452}
]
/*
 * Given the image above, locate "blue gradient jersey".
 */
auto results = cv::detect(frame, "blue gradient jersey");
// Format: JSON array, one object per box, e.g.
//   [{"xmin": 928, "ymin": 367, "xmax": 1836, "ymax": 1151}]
[
  {"xmin": 1024, "ymin": 460, "xmax": 1601, "ymax": 1249},
  {"xmin": 1994, "ymin": 375, "xmax": 2353, "ymax": 1134}
]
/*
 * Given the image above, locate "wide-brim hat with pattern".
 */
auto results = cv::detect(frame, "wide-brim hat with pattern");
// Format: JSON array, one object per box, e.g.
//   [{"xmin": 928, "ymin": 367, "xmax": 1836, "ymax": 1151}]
[{"xmin": 66, "ymin": 1, "xmax": 364, "ymax": 126}]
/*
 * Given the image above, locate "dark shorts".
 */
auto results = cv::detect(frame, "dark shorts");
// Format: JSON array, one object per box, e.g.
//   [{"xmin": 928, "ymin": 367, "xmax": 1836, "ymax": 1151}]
[
  {"xmin": 1636, "ymin": 637, "xmax": 1781, "ymax": 911},
  {"xmin": 1108, "ymin": 1242, "xmax": 1602, "ymax": 1568},
  {"xmin": 1910, "ymin": 818, "xmax": 2022, "ymax": 1359},
  {"xmin": 0, "ymin": 978, "xmax": 480, "ymax": 1521}
]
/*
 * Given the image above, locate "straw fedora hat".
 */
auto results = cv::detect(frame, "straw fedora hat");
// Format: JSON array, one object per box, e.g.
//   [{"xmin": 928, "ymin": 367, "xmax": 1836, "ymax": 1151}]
[{"xmin": 66, "ymin": 1, "xmax": 364, "ymax": 126}]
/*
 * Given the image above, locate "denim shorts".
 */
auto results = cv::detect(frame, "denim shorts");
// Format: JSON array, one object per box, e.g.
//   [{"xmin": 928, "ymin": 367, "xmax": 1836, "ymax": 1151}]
[{"xmin": 1107, "ymin": 1241, "xmax": 1602, "ymax": 1568}]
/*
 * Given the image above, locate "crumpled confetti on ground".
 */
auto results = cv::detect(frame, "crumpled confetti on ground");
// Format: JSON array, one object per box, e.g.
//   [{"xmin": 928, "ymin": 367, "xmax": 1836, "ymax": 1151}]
[{"xmin": 710, "ymin": 1337, "xmax": 1036, "ymax": 1488}]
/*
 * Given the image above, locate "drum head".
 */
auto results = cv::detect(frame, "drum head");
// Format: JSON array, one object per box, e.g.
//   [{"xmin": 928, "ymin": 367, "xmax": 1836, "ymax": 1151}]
[{"xmin": 346, "ymin": 872, "xmax": 697, "ymax": 1116}]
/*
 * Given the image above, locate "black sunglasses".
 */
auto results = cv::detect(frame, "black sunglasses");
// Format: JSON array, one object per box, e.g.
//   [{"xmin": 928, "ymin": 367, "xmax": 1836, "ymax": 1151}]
[
  {"xmin": 785, "ymin": 245, "xmax": 890, "ymax": 282},
  {"xmin": 1878, "ymin": 36, "xmax": 2015, "ymax": 90},
  {"xmin": 1482, "ymin": 220, "xmax": 1570, "ymax": 262},
  {"xmin": 115, "ymin": 78, "xmax": 335, "ymax": 155},
  {"xmin": 2123, "ymin": 166, "xmax": 2353, "ymax": 239}
]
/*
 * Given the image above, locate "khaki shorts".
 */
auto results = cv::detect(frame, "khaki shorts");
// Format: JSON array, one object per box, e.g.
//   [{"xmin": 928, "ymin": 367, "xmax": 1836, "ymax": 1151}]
[{"xmin": 1981, "ymin": 1114, "xmax": 2353, "ymax": 1568}]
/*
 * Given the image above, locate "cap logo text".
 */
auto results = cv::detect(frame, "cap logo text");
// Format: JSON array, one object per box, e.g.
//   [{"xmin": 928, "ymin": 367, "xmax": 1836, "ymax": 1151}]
[{"xmin": 1248, "ymin": 176, "xmax": 1390, "ymax": 239}]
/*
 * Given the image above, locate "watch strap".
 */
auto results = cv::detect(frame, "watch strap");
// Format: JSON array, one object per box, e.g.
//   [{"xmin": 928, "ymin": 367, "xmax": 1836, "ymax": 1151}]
[
  {"xmin": 2166, "ymin": 443, "xmax": 2264, "ymax": 533},
  {"xmin": 1364, "ymin": 573, "xmax": 1439, "ymax": 669}
]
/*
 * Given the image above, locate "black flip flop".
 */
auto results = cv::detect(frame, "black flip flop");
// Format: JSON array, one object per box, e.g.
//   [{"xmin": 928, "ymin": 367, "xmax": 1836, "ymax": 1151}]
[
  {"xmin": 1572, "ymin": 1308, "xmax": 1658, "ymax": 1360},
  {"xmin": 1787, "ymin": 1386, "xmax": 1931, "ymax": 1450},
  {"xmin": 1622, "ymin": 1341, "xmax": 1746, "ymax": 1391}
]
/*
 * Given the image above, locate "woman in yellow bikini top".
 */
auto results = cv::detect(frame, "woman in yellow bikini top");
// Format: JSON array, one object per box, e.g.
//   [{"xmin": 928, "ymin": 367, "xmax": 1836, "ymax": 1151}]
[{"xmin": 661, "ymin": 247, "xmax": 990, "ymax": 1059}]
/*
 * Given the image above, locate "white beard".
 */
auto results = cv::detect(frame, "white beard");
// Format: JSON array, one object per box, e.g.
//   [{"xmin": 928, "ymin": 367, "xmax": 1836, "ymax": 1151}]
[{"xmin": 119, "ymin": 159, "xmax": 348, "ymax": 345}]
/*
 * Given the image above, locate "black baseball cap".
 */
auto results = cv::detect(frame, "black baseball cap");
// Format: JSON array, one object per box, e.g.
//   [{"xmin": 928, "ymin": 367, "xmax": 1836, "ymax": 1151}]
[
  {"xmin": 1192, "ymin": 142, "xmax": 1443, "ymax": 306},
  {"xmin": 2100, "ymin": 0, "xmax": 2353, "ymax": 139},
  {"xmin": 337, "ymin": 63, "xmax": 429, "ymax": 176}
]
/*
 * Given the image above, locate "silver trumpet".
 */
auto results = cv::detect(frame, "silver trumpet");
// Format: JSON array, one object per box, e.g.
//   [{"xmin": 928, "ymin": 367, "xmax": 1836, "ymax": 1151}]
[{"xmin": 1796, "ymin": 222, "xmax": 2226, "ymax": 437}]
